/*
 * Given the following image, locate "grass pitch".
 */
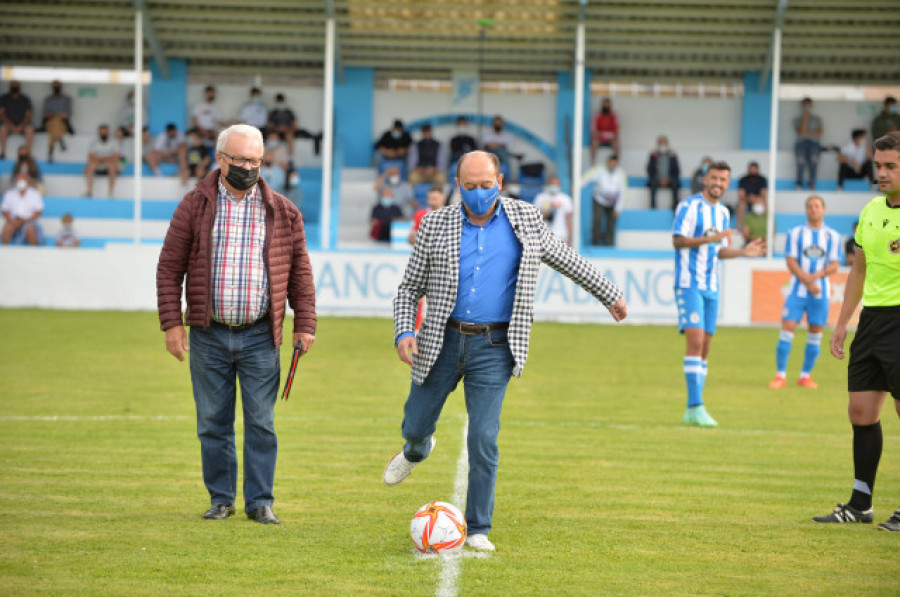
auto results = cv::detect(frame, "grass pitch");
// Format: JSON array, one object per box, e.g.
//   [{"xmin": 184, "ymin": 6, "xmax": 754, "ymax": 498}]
[{"xmin": 0, "ymin": 309, "xmax": 897, "ymax": 596}]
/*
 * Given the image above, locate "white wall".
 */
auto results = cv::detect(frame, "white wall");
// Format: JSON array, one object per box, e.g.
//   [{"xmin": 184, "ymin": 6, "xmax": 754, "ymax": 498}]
[{"xmin": 0, "ymin": 244, "xmax": 802, "ymax": 329}]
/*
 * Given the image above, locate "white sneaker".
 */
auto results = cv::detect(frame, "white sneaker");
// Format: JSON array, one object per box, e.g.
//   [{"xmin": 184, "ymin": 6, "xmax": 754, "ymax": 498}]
[
  {"xmin": 383, "ymin": 436, "xmax": 435, "ymax": 486},
  {"xmin": 465, "ymin": 534, "xmax": 495, "ymax": 552}
]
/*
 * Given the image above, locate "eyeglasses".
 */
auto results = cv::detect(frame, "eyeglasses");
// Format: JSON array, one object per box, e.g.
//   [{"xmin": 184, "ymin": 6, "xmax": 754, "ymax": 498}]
[{"xmin": 219, "ymin": 151, "xmax": 262, "ymax": 168}]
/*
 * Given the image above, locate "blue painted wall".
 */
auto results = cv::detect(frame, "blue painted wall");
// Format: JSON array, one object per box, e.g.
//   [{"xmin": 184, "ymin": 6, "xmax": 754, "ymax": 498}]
[
  {"xmin": 335, "ymin": 67, "xmax": 375, "ymax": 168},
  {"xmin": 149, "ymin": 58, "xmax": 187, "ymax": 135},
  {"xmin": 741, "ymin": 71, "xmax": 772, "ymax": 150}
]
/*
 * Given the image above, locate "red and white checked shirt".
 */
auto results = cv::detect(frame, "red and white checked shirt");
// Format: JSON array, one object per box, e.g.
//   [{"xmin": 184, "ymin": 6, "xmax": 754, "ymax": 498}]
[{"xmin": 210, "ymin": 179, "xmax": 269, "ymax": 325}]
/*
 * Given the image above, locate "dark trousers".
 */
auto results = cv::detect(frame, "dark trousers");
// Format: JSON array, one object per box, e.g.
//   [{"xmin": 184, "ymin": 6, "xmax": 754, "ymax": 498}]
[
  {"xmin": 649, "ymin": 179, "xmax": 679, "ymax": 210},
  {"xmin": 592, "ymin": 203, "xmax": 617, "ymax": 246},
  {"xmin": 838, "ymin": 161, "xmax": 873, "ymax": 188}
]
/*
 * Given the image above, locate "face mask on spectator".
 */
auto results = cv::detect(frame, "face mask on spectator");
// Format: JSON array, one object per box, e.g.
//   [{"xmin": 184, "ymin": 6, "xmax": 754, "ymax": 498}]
[
  {"xmin": 100, "ymin": 134, "xmax": 109, "ymax": 142},
  {"xmin": 16, "ymin": 179, "xmax": 28, "ymax": 191},
  {"xmin": 459, "ymin": 182, "xmax": 499, "ymax": 216},
  {"xmin": 10, "ymin": 85, "xmax": 21, "ymax": 94},
  {"xmin": 380, "ymin": 196, "xmax": 393, "ymax": 207},
  {"xmin": 252, "ymin": 97, "xmax": 262, "ymax": 105},
  {"xmin": 546, "ymin": 184, "xmax": 560, "ymax": 194},
  {"xmin": 751, "ymin": 202, "xmax": 765, "ymax": 216},
  {"xmin": 391, "ymin": 130, "xmax": 402, "ymax": 139},
  {"xmin": 890, "ymin": 105, "xmax": 898, "ymax": 114},
  {"xmin": 388, "ymin": 175, "xmax": 400, "ymax": 186},
  {"xmin": 601, "ymin": 106, "xmax": 610, "ymax": 115},
  {"xmin": 493, "ymin": 124, "xmax": 502, "ymax": 132}
]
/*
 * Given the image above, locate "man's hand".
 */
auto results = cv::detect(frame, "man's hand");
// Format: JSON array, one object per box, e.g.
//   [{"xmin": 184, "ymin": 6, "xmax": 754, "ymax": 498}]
[
  {"xmin": 397, "ymin": 335, "xmax": 418, "ymax": 366},
  {"xmin": 165, "ymin": 325, "xmax": 188, "ymax": 362},
  {"xmin": 742, "ymin": 237, "xmax": 766, "ymax": 257},
  {"xmin": 293, "ymin": 332, "xmax": 315, "ymax": 356},
  {"xmin": 830, "ymin": 325, "xmax": 847, "ymax": 359},
  {"xmin": 607, "ymin": 297, "xmax": 628, "ymax": 322}
]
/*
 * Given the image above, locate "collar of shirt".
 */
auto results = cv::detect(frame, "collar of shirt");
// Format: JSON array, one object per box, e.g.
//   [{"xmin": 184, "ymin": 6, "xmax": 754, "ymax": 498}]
[{"xmin": 217, "ymin": 177, "xmax": 261, "ymax": 205}]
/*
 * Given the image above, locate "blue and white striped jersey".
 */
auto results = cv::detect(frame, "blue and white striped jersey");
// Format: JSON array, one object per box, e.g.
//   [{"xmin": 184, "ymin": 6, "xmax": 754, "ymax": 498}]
[
  {"xmin": 672, "ymin": 193, "xmax": 731, "ymax": 292},
  {"xmin": 785, "ymin": 223, "xmax": 842, "ymax": 298}
]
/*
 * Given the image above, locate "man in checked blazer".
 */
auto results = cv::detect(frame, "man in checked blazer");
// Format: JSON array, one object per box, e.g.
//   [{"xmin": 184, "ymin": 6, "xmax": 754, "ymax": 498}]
[{"xmin": 383, "ymin": 151, "xmax": 627, "ymax": 551}]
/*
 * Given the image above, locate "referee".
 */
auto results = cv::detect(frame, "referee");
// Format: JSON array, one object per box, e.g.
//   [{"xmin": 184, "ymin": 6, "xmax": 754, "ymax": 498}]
[{"xmin": 814, "ymin": 131, "xmax": 900, "ymax": 531}]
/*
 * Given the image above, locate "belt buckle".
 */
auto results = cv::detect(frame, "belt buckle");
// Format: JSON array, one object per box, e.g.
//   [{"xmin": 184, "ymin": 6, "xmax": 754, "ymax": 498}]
[{"xmin": 461, "ymin": 322, "xmax": 484, "ymax": 335}]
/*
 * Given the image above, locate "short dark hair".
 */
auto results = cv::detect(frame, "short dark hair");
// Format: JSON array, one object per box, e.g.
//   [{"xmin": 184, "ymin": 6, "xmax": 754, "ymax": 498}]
[
  {"xmin": 885, "ymin": 96, "xmax": 896, "ymax": 105},
  {"xmin": 275, "ymin": 93, "xmax": 285, "ymax": 101},
  {"xmin": 250, "ymin": 87, "xmax": 260, "ymax": 95},
  {"xmin": 608, "ymin": 153, "xmax": 618, "ymax": 161},
  {"xmin": 421, "ymin": 123, "xmax": 432, "ymax": 133},
  {"xmin": 874, "ymin": 131, "xmax": 900, "ymax": 152},
  {"xmin": 852, "ymin": 128, "xmax": 866, "ymax": 141},
  {"xmin": 806, "ymin": 194, "xmax": 825, "ymax": 208},
  {"xmin": 166, "ymin": 122, "xmax": 177, "ymax": 131},
  {"xmin": 748, "ymin": 160, "xmax": 759, "ymax": 168},
  {"xmin": 204, "ymin": 85, "xmax": 215, "ymax": 93},
  {"xmin": 708, "ymin": 160, "xmax": 731, "ymax": 174},
  {"xmin": 428, "ymin": 185, "xmax": 444, "ymax": 195},
  {"xmin": 392, "ymin": 119, "xmax": 404, "ymax": 129}
]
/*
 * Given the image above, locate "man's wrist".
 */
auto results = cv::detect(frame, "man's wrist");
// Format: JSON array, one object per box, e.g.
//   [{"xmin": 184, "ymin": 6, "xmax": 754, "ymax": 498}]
[{"xmin": 395, "ymin": 331, "xmax": 414, "ymax": 346}]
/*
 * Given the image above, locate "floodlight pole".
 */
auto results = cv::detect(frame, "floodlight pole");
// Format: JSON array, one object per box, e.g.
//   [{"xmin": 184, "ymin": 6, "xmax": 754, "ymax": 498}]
[
  {"xmin": 765, "ymin": 27, "xmax": 782, "ymax": 260},
  {"xmin": 321, "ymin": 15, "xmax": 336, "ymax": 250},
  {"xmin": 571, "ymin": 0, "xmax": 587, "ymax": 250},
  {"xmin": 133, "ymin": 9, "xmax": 143, "ymax": 245},
  {"xmin": 476, "ymin": 21, "xmax": 489, "ymax": 142}
]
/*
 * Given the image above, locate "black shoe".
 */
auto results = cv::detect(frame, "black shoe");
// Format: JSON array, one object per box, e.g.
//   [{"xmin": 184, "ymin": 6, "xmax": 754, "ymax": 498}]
[
  {"xmin": 202, "ymin": 504, "xmax": 235, "ymax": 520},
  {"xmin": 877, "ymin": 509, "xmax": 900, "ymax": 531},
  {"xmin": 812, "ymin": 503, "xmax": 873, "ymax": 523},
  {"xmin": 247, "ymin": 505, "xmax": 280, "ymax": 524}
]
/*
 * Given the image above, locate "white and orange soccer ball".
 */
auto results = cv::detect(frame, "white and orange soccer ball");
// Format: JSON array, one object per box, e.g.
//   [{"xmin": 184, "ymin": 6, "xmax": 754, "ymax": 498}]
[{"xmin": 410, "ymin": 501, "xmax": 467, "ymax": 554}]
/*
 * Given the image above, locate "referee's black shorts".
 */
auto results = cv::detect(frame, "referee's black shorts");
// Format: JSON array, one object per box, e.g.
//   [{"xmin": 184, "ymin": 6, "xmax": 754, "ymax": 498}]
[{"xmin": 848, "ymin": 306, "xmax": 900, "ymax": 399}]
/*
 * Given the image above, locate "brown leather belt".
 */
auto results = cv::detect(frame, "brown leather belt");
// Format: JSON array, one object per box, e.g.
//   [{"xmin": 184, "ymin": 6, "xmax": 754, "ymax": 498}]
[{"xmin": 446, "ymin": 318, "xmax": 509, "ymax": 335}]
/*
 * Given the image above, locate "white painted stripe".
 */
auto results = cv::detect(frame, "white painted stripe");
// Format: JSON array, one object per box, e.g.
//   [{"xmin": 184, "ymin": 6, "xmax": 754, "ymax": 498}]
[
  {"xmin": 0, "ymin": 415, "xmax": 189, "ymax": 421},
  {"xmin": 435, "ymin": 417, "xmax": 470, "ymax": 597}
]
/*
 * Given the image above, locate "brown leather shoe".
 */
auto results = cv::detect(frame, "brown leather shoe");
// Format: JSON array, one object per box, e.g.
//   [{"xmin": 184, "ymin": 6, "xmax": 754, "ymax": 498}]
[
  {"xmin": 202, "ymin": 504, "xmax": 235, "ymax": 520},
  {"xmin": 247, "ymin": 505, "xmax": 280, "ymax": 524}
]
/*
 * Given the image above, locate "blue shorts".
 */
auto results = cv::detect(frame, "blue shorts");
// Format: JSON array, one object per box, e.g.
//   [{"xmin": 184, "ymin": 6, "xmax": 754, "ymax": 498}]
[
  {"xmin": 10, "ymin": 221, "xmax": 44, "ymax": 245},
  {"xmin": 675, "ymin": 287, "xmax": 719, "ymax": 335},
  {"xmin": 782, "ymin": 292, "xmax": 829, "ymax": 327}
]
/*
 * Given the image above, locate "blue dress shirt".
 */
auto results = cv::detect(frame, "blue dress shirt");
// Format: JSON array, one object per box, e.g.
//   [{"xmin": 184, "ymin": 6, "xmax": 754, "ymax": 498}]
[{"xmin": 450, "ymin": 202, "xmax": 522, "ymax": 323}]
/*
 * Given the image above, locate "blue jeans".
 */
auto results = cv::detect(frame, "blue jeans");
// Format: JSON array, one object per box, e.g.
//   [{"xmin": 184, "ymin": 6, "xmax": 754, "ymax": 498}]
[
  {"xmin": 189, "ymin": 319, "xmax": 280, "ymax": 513},
  {"xmin": 794, "ymin": 139, "xmax": 821, "ymax": 187},
  {"xmin": 401, "ymin": 327, "xmax": 515, "ymax": 536}
]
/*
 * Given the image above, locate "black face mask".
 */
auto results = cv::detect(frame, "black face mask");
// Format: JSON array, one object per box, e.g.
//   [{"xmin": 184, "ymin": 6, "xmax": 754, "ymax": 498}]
[
  {"xmin": 493, "ymin": 125, "xmax": 502, "ymax": 132},
  {"xmin": 225, "ymin": 165, "xmax": 260, "ymax": 191},
  {"xmin": 52, "ymin": 86, "xmax": 62, "ymax": 95},
  {"xmin": 10, "ymin": 86, "xmax": 20, "ymax": 95},
  {"xmin": 99, "ymin": 134, "xmax": 109, "ymax": 142},
  {"xmin": 601, "ymin": 107, "xmax": 610, "ymax": 115}
]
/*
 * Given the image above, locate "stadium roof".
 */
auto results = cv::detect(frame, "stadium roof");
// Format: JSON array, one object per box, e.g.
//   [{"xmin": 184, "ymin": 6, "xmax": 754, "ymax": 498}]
[{"xmin": 2, "ymin": 0, "xmax": 899, "ymax": 85}]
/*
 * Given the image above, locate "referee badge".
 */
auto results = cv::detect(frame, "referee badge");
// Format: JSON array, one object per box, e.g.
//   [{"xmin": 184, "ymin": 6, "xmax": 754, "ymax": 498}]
[{"xmin": 890, "ymin": 238, "xmax": 900, "ymax": 254}]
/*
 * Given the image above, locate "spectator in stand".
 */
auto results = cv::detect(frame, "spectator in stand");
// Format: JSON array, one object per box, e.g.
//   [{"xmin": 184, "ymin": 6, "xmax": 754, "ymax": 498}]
[
  {"xmin": 236, "ymin": 87, "xmax": 269, "ymax": 132},
  {"xmin": 532, "ymin": 175, "xmax": 573, "ymax": 245},
  {"xmin": 585, "ymin": 153, "xmax": 627, "ymax": 246},
  {"xmin": 55, "ymin": 213, "xmax": 80, "ymax": 248},
  {"xmin": 737, "ymin": 161, "xmax": 768, "ymax": 230},
  {"xmin": 191, "ymin": 85, "xmax": 224, "ymax": 147},
  {"xmin": 408, "ymin": 124, "xmax": 446, "ymax": 186},
  {"xmin": 369, "ymin": 186, "xmax": 405, "ymax": 243},
  {"xmin": 794, "ymin": 97, "xmax": 823, "ymax": 190},
  {"xmin": 116, "ymin": 89, "xmax": 148, "ymax": 138},
  {"xmin": 261, "ymin": 150, "xmax": 287, "ymax": 192},
  {"xmin": 646, "ymin": 135, "xmax": 681, "ymax": 210},
  {"xmin": 185, "ymin": 129, "xmax": 211, "ymax": 182},
  {"xmin": 146, "ymin": 123, "xmax": 188, "ymax": 183},
  {"xmin": 40, "ymin": 80, "xmax": 74, "ymax": 162},
  {"xmin": 375, "ymin": 165, "xmax": 414, "ymax": 215},
  {"xmin": 409, "ymin": 185, "xmax": 448, "ymax": 245},
  {"xmin": 374, "ymin": 119, "xmax": 412, "ymax": 161},
  {"xmin": 844, "ymin": 220, "xmax": 858, "ymax": 267},
  {"xmin": 449, "ymin": 116, "xmax": 477, "ymax": 166},
  {"xmin": 1, "ymin": 173, "xmax": 44, "ymax": 245},
  {"xmin": 741, "ymin": 190, "xmax": 768, "ymax": 245},
  {"xmin": 11, "ymin": 145, "xmax": 42, "ymax": 189},
  {"xmin": 266, "ymin": 93, "xmax": 322, "ymax": 158},
  {"xmin": 84, "ymin": 124, "xmax": 120, "ymax": 198},
  {"xmin": 837, "ymin": 129, "xmax": 874, "ymax": 191},
  {"xmin": 690, "ymin": 156, "xmax": 713, "ymax": 194},
  {"xmin": 0, "ymin": 81, "xmax": 35, "ymax": 159},
  {"xmin": 590, "ymin": 97, "xmax": 620, "ymax": 164},
  {"xmin": 482, "ymin": 115, "xmax": 520, "ymax": 169},
  {"xmin": 871, "ymin": 96, "xmax": 900, "ymax": 143}
]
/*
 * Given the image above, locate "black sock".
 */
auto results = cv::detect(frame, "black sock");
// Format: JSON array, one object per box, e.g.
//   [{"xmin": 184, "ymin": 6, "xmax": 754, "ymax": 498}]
[{"xmin": 848, "ymin": 421, "xmax": 882, "ymax": 511}]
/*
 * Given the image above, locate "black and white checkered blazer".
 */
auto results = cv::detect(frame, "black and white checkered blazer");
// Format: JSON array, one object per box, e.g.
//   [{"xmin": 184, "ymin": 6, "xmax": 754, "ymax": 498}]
[{"xmin": 394, "ymin": 197, "xmax": 623, "ymax": 385}]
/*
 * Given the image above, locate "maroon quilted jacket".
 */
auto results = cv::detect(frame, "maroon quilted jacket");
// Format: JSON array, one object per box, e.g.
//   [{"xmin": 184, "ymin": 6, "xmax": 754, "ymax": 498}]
[{"xmin": 156, "ymin": 171, "xmax": 316, "ymax": 347}]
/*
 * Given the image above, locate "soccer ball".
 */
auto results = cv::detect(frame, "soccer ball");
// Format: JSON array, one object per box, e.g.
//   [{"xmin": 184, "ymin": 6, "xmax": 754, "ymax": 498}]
[{"xmin": 410, "ymin": 501, "xmax": 467, "ymax": 553}]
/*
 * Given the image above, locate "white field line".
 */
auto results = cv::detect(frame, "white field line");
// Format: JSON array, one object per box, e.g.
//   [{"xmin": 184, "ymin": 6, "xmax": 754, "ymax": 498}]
[
  {"xmin": 0, "ymin": 415, "xmax": 189, "ymax": 421},
  {"xmin": 435, "ymin": 417, "xmax": 470, "ymax": 597}
]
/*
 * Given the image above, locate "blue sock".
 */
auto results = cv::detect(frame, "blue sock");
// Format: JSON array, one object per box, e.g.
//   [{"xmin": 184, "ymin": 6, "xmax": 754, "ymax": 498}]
[
  {"xmin": 801, "ymin": 332, "xmax": 822, "ymax": 377},
  {"xmin": 775, "ymin": 330, "xmax": 793, "ymax": 376},
  {"xmin": 684, "ymin": 356, "xmax": 703, "ymax": 408}
]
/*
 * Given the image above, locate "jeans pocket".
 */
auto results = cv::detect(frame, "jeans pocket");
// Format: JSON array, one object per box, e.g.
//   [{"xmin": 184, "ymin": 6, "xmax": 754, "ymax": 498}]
[{"xmin": 486, "ymin": 330, "xmax": 509, "ymax": 347}]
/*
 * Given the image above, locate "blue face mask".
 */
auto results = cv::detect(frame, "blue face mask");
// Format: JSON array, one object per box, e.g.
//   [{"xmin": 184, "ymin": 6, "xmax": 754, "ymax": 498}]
[{"xmin": 459, "ymin": 183, "xmax": 499, "ymax": 216}]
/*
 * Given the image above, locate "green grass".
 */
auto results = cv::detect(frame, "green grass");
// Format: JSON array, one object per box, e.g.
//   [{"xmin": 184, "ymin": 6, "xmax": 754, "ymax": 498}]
[{"xmin": 0, "ymin": 309, "xmax": 897, "ymax": 596}]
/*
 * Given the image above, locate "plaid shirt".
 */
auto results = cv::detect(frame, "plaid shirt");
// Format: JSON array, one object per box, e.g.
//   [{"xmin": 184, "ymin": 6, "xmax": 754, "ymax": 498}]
[
  {"xmin": 394, "ymin": 197, "xmax": 623, "ymax": 385},
  {"xmin": 211, "ymin": 180, "xmax": 269, "ymax": 325}
]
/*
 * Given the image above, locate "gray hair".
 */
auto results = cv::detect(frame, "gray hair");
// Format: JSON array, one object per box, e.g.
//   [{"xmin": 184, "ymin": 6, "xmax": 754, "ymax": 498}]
[{"xmin": 216, "ymin": 124, "xmax": 264, "ymax": 155}]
